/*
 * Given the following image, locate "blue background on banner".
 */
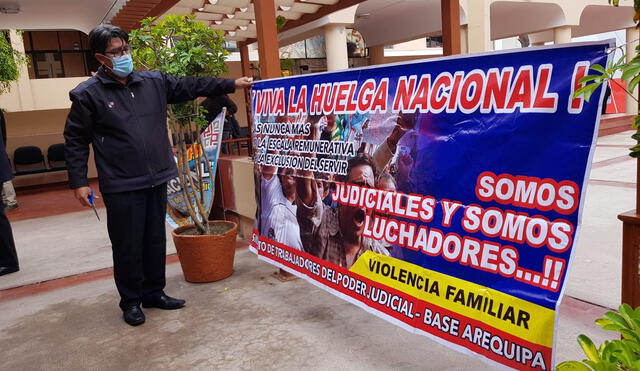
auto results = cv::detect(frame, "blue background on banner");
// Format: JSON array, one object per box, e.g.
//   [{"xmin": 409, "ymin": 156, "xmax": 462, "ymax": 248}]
[{"xmin": 253, "ymin": 42, "xmax": 610, "ymax": 310}]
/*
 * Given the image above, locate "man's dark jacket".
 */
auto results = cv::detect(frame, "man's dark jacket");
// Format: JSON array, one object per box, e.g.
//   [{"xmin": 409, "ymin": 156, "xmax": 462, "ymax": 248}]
[{"xmin": 64, "ymin": 68, "xmax": 235, "ymax": 193}]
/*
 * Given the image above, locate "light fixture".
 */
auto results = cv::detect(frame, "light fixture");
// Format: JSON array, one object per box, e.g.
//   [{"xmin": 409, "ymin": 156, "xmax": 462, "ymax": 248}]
[
  {"xmin": 207, "ymin": 0, "xmax": 218, "ymax": 4},
  {"xmin": 250, "ymin": 20, "xmax": 256, "ymax": 24},
  {"xmin": 228, "ymin": 31, "xmax": 236, "ymax": 36},
  {"xmin": 0, "ymin": 3, "xmax": 20, "ymax": 14},
  {"xmin": 197, "ymin": 7, "xmax": 204, "ymax": 11},
  {"xmin": 239, "ymin": 7, "xmax": 248, "ymax": 12},
  {"xmin": 239, "ymin": 25, "xmax": 247, "ymax": 31},
  {"xmin": 279, "ymin": 5, "xmax": 291, "ymax": 11},
  {"xmin": 226, "ymin": 13, "xmax": 235, "ymax": 18},
  {"xmin": 214, "ymin": 20, "xmax": 223, "ymax": 24}
]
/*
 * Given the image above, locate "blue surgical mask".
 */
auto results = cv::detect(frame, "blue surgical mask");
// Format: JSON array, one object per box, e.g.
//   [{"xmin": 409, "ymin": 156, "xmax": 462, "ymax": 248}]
[{"xmin": 111, "ymin": 54, "xmax": 133, "ymax": 78}]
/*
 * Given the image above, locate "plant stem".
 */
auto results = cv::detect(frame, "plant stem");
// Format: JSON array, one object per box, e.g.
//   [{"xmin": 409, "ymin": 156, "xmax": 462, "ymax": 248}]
[{"xmin": 170, "ymin": 107, "xmax": 206, "ymax": 233}]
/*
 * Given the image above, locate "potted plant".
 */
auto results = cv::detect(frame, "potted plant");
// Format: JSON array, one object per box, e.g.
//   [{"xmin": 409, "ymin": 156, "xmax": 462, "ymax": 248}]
[
  {"xmin": 557, "ymin": 304, "xmax": 640, "ymax": 370},
  {"xmin": 129, "ymin": 14, "xmax": 237, "ymax": 282}
]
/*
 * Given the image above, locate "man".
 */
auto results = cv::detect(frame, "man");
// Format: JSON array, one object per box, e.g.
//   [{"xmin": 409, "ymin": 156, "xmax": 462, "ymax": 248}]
[
  {"xmin": 64, "ymin": 24, "xmax": 252, "ymax": 326},
  {"xmin": 201, "ymin": 94, "xmax": 241, "ymax": 140},
  {"xmin": 0, "ymin": 111, "xmax": 18, "ymax": 276},
  {"xmin": 295, "ymin": 113, "xmax": 416, "ymax": 268},
  {"xmin": 0, "ymin": 110, "xmax": 18, "ymax": 210},
  {"xmin": 262, "ymin": 167, "xmax": 303, "ymax": 251},
  {"xmin": 297, "ymin": 154, "xmax": 389, "ymax": 268}
]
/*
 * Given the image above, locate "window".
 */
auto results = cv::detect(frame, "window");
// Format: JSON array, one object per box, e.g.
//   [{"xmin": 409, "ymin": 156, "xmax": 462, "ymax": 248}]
[
  {"xmin": 22, "ymin": 30, "xmax": 99, "ymax": 79},
  {"xmin": 426, "ymin": 36, "xmax": 444, "ymax": 48}
]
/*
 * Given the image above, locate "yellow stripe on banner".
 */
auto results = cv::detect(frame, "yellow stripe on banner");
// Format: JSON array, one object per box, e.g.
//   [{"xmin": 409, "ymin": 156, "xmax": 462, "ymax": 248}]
[{"xmin": 350, "ymin": 251, "xmax": 555, "ymax": 347}]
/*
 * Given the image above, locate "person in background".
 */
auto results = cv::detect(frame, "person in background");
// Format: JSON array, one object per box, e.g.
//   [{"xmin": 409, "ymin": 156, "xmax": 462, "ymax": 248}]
[
  {"xmin": 201, "ymin": 94, "xmax": 241, "ymax": 140},
  {"xmin": 64, "ymin": 24, "xmax": 252, "ymax": 326},
  {"xmin": 0, "ymin": 109, "xmax": 19, "ymax": 276},
  {"xmin": 0, "ymin": 110, "xmax": 18, "ymax": 210}
]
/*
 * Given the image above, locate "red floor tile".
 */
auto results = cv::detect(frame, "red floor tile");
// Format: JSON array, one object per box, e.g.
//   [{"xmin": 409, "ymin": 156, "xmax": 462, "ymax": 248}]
[{"xmin": 6, "ymin": 179, "xmax": 104, "ymax": 222}]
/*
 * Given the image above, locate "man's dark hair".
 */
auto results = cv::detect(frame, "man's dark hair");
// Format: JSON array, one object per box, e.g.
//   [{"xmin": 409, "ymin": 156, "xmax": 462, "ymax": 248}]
[
  {"xmin": 89, "ymin": 24, "xmax": 129, "ymax": 55},
  {"xmin": 343, "ymin": 153, "xmax": 377, "ymax": 182}
]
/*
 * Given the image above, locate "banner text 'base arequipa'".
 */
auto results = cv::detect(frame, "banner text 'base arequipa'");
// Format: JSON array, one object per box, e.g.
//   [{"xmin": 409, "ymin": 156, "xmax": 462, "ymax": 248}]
[{"xmin": 250, "ymin": 41, "xmax": 610, "ymax": 370}]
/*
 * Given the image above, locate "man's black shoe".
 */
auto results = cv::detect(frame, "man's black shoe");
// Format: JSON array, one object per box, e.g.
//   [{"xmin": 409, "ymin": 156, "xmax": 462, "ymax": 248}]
[
  {"xmin": 0, "ymin": 266, "xmax": 19, "ymax": 276},
  {"xmin": 123, "ymin": 305, "xmax": 145, "ymax": 326},
  {"xmin": 141, "ymin": 295, "xmax": 186, "ymax": 310}
]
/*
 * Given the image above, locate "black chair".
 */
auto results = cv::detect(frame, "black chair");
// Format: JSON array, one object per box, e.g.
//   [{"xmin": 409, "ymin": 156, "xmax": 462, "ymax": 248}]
[
  {"xmin": 47, "ymin": 143, "xmax": 66, "ymax": 171},
  {"xmin": 13, "ymin": 146, "xmax": 48, "ymax": 175},
  {"xmin": 238, "ymin": 127, "xmax": 249, "ymax": 138}
]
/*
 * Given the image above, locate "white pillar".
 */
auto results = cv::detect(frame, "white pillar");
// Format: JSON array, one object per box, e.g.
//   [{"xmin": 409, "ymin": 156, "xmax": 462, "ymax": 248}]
[
  {"xmin": 466, "ymin": 0, "xmax": 491, "ymax": 53},
  {"xmin": 460, "ymin": 25, "xmax": 468, "ymax": 54},
  {"xmin": 324, "ymin": 24, "xmax": 349, "ymax": 71},
  {"xmin": 553, "ymin": 26, "xmax": 572, "ymax": 44},
  {"xmin": 626, "ymin": 27, "xmax": 639, "ymax": 115},
  {"xmin": 369, "ymin": 45, "xmax": 385, "ymax": 65},
  {"xmin": 8, "ymin": 30, "xmax": 35, "ymax": 110}
]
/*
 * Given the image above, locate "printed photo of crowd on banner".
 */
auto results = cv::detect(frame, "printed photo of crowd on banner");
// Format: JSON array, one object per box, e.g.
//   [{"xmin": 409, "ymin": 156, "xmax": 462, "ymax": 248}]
[{"xmin": 255, "ymin": 111, "xmax": 419, "ymax": 268}]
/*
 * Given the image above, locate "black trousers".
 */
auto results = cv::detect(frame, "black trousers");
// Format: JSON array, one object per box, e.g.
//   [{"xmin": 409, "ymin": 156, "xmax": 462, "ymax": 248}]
[
  {"xmin": 103, "ymin": 184, "xmax": 168, "ymax": 309},
  {"xmin": 0, "ymin": 205, "xmax": 18, "ymax": 268}
]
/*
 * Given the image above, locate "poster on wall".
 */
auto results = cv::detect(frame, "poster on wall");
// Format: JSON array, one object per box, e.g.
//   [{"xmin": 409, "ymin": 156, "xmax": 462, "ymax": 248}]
[
  {"xmin": 250, "ymin": 41, "xmax": 610, "ymax": 370},
  {"xmin": 166, "ymin": 109, "xmax": 225, "ymax": 228}
]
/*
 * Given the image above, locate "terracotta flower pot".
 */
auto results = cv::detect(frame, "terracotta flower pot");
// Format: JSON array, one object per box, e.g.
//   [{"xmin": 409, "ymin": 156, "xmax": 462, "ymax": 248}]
[{"xmin": 172, "ymin": 220, "xmax": 237, "ymax": 283}]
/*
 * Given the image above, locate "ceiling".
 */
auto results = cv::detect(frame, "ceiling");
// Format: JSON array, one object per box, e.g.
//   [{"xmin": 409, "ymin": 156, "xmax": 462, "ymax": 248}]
[
  {"xmin": 1, "ymin": 0, "xmax": 637, "ymax": 50},
  {"xmin": 127, "ymin": 0, "xmax": 359, "ymax": 43},
  {"xmin": 0, "ymin": 0, "xmax": 117, "ymax": 33}
]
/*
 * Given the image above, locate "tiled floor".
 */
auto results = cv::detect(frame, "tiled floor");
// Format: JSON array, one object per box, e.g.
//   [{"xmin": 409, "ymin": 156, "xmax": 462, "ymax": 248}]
[{"xmin": 6, "ymin": 179, "xmax": 104, "ymax": 222}]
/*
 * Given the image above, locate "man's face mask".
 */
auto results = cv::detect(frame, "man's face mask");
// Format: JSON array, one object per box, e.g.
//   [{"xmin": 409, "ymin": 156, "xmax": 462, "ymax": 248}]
[{"xmin": 111, "ymin": 54, "xmax": 133, "ymax": 78}]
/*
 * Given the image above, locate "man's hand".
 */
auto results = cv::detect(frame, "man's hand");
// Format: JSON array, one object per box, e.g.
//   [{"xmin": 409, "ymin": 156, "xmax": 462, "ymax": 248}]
[
  {"xmin": 74, "ymin": 186, "xmax": 92, "ymax": 207},
  {"xmin": 235, "ymin": 77, "xmax": 253, "ymax": 89}
]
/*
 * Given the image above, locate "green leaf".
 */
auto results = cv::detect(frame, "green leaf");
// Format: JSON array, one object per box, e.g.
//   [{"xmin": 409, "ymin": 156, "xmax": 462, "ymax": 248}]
[
  {"xmin": 590, "ymin": 64, "xmax": 607, "ymax": 74},
  {"xmin": 629, "ymin": 74, "xmax": 640, "ymax": 93},
  {"xmin": 578, "ymin": 334, "xmax": 601, "ymax": 362},
  {"xmin": 579, "ymin": 75, "xmax": 604, "ymax": 84},
  {"xmin": 604, "ymin": 311, "xmax": 631, "ymax": 329},
  {"xmin": 621, "ymin": 63, "xmax": 640, "ymax": 81},
  {"xmin": 556, "ymin": 361, "xmax": 593, "ymax": 371}
]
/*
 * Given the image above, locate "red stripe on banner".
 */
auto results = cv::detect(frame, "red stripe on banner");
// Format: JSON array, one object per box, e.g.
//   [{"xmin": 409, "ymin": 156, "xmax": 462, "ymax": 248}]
[{"xmin": 254, "ymin": 233, "xmax": 552, "ymax": 370}]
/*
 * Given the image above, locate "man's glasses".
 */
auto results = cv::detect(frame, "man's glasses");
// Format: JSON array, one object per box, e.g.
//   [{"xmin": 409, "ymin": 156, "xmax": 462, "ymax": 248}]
[{"xmin": 104, "ymin": 45, "xmax": 133, "ymax": 57}]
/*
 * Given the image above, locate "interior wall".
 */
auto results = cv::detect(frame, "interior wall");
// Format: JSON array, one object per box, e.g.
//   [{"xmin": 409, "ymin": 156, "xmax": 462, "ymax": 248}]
[{"xmin": 4, "ymin": 109, "xmax": 98, "ymax": 188}]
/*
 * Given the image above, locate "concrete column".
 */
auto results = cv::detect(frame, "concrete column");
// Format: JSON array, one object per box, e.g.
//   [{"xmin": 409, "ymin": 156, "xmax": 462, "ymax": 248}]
[
  {"xmin": 8, "ymin": 30, "xmax": 35, "ymax": 110},
  {"xmin": 466, "ymin": 0, "xmax": 491, "ymax": 53},
  {"xmin": 441, "ymin": 0, "xmax": 461, "ymax": 56},
  {"xmin": 460, "ymin": 25, "xmax": 468, "ymax": 54},
  {"xmin": 627, "ymin": 27, "xmax": 639, "ymax": 115},
  {"xmin": 553, "ymin": 26, "xmax": 572, "ymax": 44},
  {"xmin": 254, "ymin": 0, "xmax": 281, "ymax": 79},
  {"xmin": 369, "ymin": 45, "xmax": 385, "ymax": 65},
  {"xmin": 324, "ymin": 24, "xmax": 348, "ymax": 71}
]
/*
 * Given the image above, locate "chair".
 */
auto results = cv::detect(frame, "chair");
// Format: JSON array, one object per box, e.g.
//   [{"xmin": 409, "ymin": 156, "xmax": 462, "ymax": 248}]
[
  {"xmin": 47, "ymin": 143, "xmax": 66, "ymax": 171},
  {"xmin": 13, "ymin": 146, "xmax": 48, "ymax": 175}
]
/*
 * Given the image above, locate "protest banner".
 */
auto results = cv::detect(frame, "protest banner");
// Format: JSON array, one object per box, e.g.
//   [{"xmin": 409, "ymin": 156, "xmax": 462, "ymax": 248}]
[
  {"xmin": 166, "ymin": 109, "xmax": 225, "ymax": 228},
  {"xmin": 250, "ymin": 41, "xmax": 610, "ymax": 370}
]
